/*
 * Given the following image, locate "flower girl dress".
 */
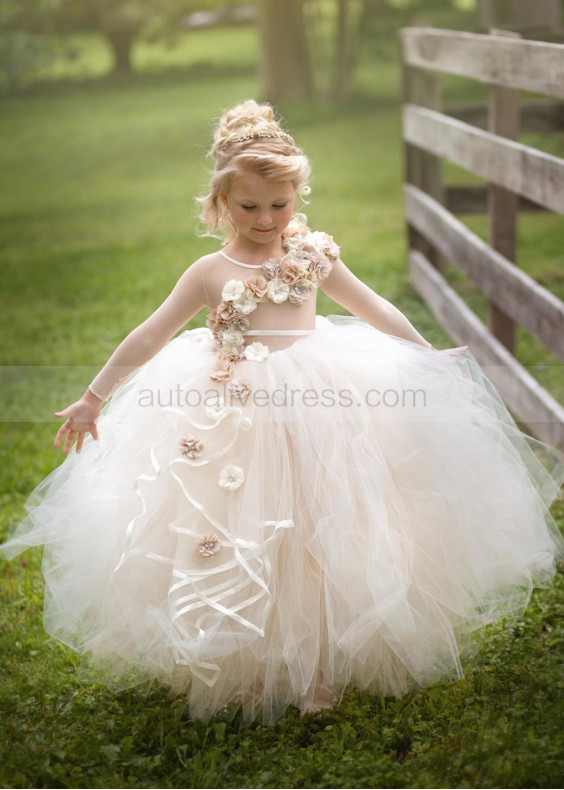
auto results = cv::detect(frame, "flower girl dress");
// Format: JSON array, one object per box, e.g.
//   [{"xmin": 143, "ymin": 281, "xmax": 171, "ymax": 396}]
[{"xmin": 2, "ymin": 219, "xmax": 564, "ymax": 724}]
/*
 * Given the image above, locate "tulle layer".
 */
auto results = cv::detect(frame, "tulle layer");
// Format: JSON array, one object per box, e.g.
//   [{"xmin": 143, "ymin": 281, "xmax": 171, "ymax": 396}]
[{"xmin": 2, "ymin": 314, "xmax": 564, "ymax": 724}]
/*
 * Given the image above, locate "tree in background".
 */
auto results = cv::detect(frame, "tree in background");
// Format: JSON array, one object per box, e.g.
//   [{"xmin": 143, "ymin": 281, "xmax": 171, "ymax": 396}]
[
  {"xmin": 257, "ymin": 0, "xmax": 315, "ymax": 103},
  {"xmin": 0, "ymin": 0, "xmax": 249, "ymax": 83},
  {"xmin": 53, "ymin": 0, "xmax": 207, "ymax": 73}
]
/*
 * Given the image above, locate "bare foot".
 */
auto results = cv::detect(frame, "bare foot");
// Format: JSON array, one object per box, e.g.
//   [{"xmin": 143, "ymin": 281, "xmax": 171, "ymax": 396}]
[
  {"xmin": 233, "ymin": 678, "xmax": 263, "ymax": 705},
  {"xmin": 299, "ymin": 687, "xmax": 336, "ymax": 716}
]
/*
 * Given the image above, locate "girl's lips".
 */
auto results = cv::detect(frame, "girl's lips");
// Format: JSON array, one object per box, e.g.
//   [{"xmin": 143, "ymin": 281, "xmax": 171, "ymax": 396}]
[{"xmin": 254, "ymin": 227, "xmax": 275, "ymax": 233}]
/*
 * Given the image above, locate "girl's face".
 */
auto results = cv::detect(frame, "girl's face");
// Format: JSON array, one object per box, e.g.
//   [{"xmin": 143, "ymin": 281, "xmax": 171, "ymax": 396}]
[{"xmin": 221, "ymin": 171, "xmax": 296, "ymax": 248}]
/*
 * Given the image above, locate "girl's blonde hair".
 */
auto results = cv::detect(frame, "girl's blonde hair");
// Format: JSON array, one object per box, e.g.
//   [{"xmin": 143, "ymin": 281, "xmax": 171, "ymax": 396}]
[{"xmin": 196, "ymin": 99, "xmax": 311, "ymax": 242}]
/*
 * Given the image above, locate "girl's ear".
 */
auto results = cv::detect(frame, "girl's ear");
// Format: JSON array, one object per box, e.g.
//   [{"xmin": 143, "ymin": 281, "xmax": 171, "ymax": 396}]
[{"xmin": 220, "ymin": 193, "xmax": 228, "ymax": 206}]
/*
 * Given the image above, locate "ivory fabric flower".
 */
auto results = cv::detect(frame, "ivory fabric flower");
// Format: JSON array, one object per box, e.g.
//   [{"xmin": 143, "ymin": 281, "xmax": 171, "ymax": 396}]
[
  {"xmin": 179, "ymin": 437, "xmax": 204, "ymax": 459},
  {"xmin": 205, "ymin": 394, "xmax": 226, "ymax": 420},
  {"xmin": 233, "ymin": 290, "xmax": 258, "ymax": 315},
  {"xmin": 244, "ymin": 342, "xmax": 270, "ymax": 362},
  {"xmin": 220, "ymin": 328, "xmax": 245, "ymax": 349},
  {"xmin": 228, "ymin": 378, "xmax": 251, "ymax": 400},
  {"xmin": 218, "ymin": 464, "xmax": 245, "ymax": 491},
  {"xmin": 222, "ymin": 279, "xmax": 246, "ymax": 302},
  {"xmin": 267, "ymin": 278, "xmax": 290, "ymax": 303},
  {"xmin": 196, "ymin": 533, "xmax": 221, "ymax": 557}
]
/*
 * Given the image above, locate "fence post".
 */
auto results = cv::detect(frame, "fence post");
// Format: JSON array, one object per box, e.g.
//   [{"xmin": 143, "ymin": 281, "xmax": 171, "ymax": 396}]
[
  {"xmin": 400, "ymin": 34, "xmax": 445, "ymax": 270},
  {"xmin": 487, "ymin": 28, "xmax": 521, "ymax": 354}
]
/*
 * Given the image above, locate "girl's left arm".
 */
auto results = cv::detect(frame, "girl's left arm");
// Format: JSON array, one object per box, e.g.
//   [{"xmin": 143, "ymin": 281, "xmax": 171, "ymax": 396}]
[{"xmin": 319, "ymin": 257, "xmax": 434, "ymax": 348}]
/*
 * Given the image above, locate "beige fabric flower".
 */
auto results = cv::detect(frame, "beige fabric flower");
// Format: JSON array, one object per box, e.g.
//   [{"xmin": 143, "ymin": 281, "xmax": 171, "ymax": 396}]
[
  {"xmin": 279, "ymin": 261, "xmax": 306, "ymax": 285},
  {"xmin": 262, "ymin": 258, "xmax": 281, "ymax": 281},
  {"xmin": 217, "ymin": 301, "xmax": 245, "ymax": 325},
  {"xmin": 228, "ymin": 378, "xmax": 251, "ymax": 399},
  {"xmin": 288, "ymin": 281, "xmax": 314, "ymax": 305},
  {"xmin": 312, "ymin": 256, "xmax": 333, "ymax": 281},
  {"xmin": 206, "ymin": 309, "xmax": 222, "ymax": 333},
  {"xmin": 196, "ymin": 533, "xmax": 221, "ymax": 557},
  {"xmin": 210, "ymin": 359, "xmax": 235, "ymax": 381},
  {"xmin": 244, "ymin": 274, "xmax": 269, "ymax": 302},
  {"xmin": 179, "ymin": 437, "xmax": 204, "ymax": 459}
]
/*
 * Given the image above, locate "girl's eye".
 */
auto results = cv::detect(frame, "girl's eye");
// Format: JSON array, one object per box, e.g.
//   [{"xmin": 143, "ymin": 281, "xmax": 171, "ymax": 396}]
[
  {"xmin": 241, "ymin": 206, "xmax": 256, "ymax": 210},
  {"xmin": 273, "ymin": 204, "xmax": 288, "ymax": 209}
]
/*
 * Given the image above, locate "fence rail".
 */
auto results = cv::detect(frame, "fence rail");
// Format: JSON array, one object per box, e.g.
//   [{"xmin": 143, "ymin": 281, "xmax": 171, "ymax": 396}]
[{"xmin": 400, "ymin": 26, "xmax": 564, "ymax": 448}]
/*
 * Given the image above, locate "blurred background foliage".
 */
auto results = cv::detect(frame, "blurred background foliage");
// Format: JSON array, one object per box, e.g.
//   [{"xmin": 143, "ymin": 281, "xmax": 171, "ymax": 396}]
[{"xmin": 0, "ymin": 0, "xmax": 484, "ymax": 97}]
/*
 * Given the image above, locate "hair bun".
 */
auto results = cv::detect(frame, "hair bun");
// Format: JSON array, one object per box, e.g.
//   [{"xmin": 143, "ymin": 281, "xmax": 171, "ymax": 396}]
[{"xmin": 211, "ymin": 100, "xmax": 284, "ymax": 158}]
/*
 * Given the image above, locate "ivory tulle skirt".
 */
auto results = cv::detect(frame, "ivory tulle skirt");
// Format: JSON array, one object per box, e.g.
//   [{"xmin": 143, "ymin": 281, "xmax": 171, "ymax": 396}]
[{"xmin": 2, "ymin": 314, "xmax": 564, "ymax": 724}]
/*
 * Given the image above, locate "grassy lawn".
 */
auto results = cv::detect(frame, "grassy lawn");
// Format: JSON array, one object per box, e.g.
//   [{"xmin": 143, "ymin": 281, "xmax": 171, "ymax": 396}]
[{"xmin": 1, "ymin": 23, "xmax": 563, "ymax": 789}]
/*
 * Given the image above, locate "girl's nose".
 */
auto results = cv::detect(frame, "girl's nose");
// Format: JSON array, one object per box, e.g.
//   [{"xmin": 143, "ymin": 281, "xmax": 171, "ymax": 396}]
[{"xmin": 257, "ymin": 211, "xmax": 272, "ymax": 228}]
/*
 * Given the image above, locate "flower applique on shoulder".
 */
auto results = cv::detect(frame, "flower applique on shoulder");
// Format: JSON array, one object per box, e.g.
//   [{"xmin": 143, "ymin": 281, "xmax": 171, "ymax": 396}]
[{"xmin": 205, "ymin": 216, "xmax": 340, "ymax": 383}]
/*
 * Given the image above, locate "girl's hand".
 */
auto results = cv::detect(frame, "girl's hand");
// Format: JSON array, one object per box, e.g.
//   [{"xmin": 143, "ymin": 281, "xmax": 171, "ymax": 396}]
[{"xmin": 54, "ymin": 394, "xmax": 101, "ymax": 455}]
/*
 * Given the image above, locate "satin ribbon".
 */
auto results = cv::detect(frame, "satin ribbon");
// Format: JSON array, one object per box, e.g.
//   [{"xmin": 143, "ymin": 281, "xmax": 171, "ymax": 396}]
[{"xmin": 112, "ymin": 397, "xmax": 296, "ymax": 687}]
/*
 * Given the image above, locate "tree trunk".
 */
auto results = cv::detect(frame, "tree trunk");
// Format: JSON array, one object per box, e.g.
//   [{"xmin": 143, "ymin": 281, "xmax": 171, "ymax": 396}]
[
  {"xmin": 257, "ymin": 0, "xmax": 315, "ymax": 103},
  {"xmin": 106, "ymin": 28, "xmax": 134, "ymax": 73},
  {"xmin": 333, "ymin": 0, "xmax": 358, "ymax": 102}
]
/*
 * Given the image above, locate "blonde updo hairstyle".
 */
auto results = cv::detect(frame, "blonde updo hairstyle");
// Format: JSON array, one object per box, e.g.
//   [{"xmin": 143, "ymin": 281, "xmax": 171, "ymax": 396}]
[{"xmin": 197, "ymin": 100, "xmax": 311, "ymax": 242}]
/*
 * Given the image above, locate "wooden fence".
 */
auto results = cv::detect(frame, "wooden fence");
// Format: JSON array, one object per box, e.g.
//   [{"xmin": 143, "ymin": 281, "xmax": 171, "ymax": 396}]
[{"xmin": 399, "ymin": 26, "xmax": 564, "ymax": 449}]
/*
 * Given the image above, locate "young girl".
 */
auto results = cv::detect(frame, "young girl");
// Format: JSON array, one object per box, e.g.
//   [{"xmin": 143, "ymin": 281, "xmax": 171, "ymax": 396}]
[{"xmin": 2, "ymin": 99, "xmax": 564, "ymax": 725}]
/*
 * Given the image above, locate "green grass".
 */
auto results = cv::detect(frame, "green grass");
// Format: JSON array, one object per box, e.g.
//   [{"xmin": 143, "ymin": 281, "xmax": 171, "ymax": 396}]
[{"xmin": 1, "ymin": 25, "xmax": 564, "ymax": 789}]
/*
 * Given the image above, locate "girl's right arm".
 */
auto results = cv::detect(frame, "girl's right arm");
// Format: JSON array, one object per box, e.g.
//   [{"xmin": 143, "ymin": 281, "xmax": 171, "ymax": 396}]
[{"xmin": 54, "ymin": 258, "xmax": 208, "ymax": 454}]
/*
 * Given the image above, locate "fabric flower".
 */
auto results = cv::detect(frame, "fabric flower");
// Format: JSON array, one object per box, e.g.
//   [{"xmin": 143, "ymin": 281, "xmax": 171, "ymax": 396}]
[
  {"xmin": 267, "ymin": 277, "xmax": 290, "ymax": 303},
  {"xmin": 227, "ymin": 347, "xmax": 247, "ymax": 363},
  {"xmin": 279, "ymin": 260, "xmax": 307, "ymax": 285},
  {"xmin": 305, "ymin": 231, "xmax": 340, "ymax": 260},
  {"xmin": 196, "ymin": 533, "xmax": 221, "ymax": 557},
  {"xmin": 280, "ymin": 250, "xmax": 310, "ymax": 271},
  {"xmin": 210, "ymin": 360, "xmax": 235, "ymax": 381},
  {"xmin": 205, "ymin": 394, "xmax": 226, "ymax": 420},
  {"xmin": 221, "ymin": 279, "xmax": 246, "ymax": 302},
  {"xmin": 244, "ymin": 274, "xmax": 269, "ymax": 302},
  {"xmin": 220, "ymin": 328, "xmax": 245, "ymax": 349},
  {"xmin": 218, "ymin": 464, "xmax": 245, "ymax": 491},
  {"xmin": 206, "ymin": 309, "xmax": 222, "ymax": 333},
  {"xmin": 179, "ymin": 437, "xmax": 204, "ymax": 459},
  {"xmin": 228, "ymin": 378, "xmax": 251, "ymax": 400},
  {"xmin": 244, "ymin": 342, "xmax": 270, "ymax": 362},
  {"xmin": 232, "ymin": 290, "xmax": 258, "ymax": 315},
  {"xmin": 288, "ymin": 281, "xmax": 314, "ymax": 305},
  {"xmin": 282, "ymin": 234, "xmax": 303, "ymax": 252},
  {"xmin": 217, "ymin": 301, "xmax": 246, "ymax": 325},
  {"xmin": 262, "ymin": 257, "xmax": 281, "ymax": 281},
  {"xmin": 311, "ymin": 256, "xmax": 333, "ymax": 281}
]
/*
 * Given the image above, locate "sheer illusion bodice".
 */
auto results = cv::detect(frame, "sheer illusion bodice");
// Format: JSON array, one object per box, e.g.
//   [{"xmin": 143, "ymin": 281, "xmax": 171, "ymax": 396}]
[{"xmin": 203, "ymin": 250, "xmax": 318, "ymax": 353}]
